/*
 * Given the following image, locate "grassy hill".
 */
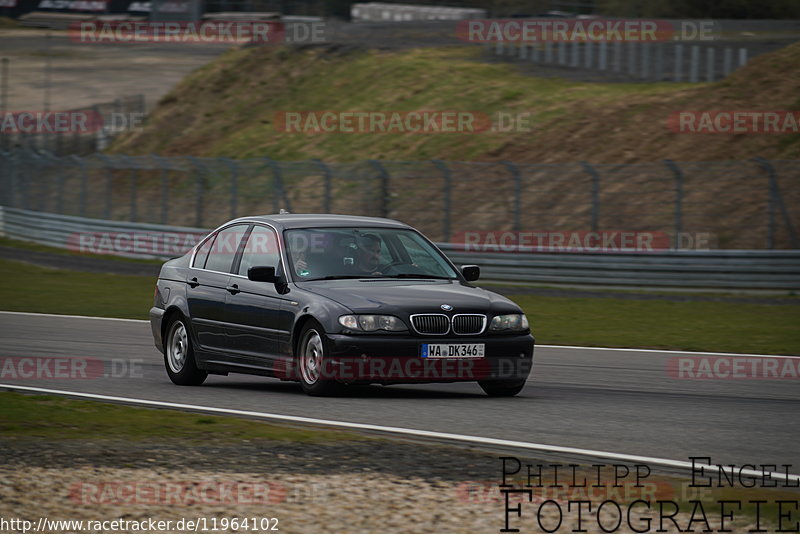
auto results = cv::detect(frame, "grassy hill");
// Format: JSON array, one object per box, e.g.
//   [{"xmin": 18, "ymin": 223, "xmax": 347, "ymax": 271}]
[{"xmin": 111, "ymin": 41, "xmax": 800, "ymax": 163}]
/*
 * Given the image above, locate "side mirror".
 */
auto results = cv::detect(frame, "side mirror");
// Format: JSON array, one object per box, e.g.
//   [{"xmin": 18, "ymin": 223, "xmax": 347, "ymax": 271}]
[
  {"xmin": 248, "ymin": 265, "xmax": 280, "ymax": 283},
  {"xmin": 461, "ymin": 265, "xmax": 480, "ymax": 282}
]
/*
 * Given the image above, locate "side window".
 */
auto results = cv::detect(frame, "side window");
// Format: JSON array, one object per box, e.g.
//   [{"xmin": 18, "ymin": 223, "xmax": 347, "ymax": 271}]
[
  {"xmin": 204, "ymin": 224, "xmax": 250, "ymax": 273},
  {"xmin": 396, "ymin": 234, "xmax": 447, "ymax": 275},
  {"xmin": 192, "ymin": 233, "xmax": 215, "ymax": 269},
  {"xmin": 238, "ymin": 225, "xmax": 280, "ymax": 276}
]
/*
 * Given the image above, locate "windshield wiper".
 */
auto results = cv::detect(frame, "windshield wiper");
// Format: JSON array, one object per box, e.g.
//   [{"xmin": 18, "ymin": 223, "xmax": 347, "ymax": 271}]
[
  {"xmin": 375, "ymin": 274, "xmax": 454, "ymax": 280},
  {"xmin": 304, "ymin": 275, "xmax": 371, "ymax": 281}
]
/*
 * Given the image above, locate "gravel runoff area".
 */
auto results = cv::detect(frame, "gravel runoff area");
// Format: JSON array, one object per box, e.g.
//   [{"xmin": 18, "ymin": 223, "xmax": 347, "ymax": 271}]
[{"xmin": 0, "ymin": 436, "xmax": 781, "ymax": 534}]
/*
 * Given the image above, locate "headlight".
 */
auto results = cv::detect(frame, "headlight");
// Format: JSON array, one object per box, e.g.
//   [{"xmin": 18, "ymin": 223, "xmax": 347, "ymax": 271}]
[
  {"xmin": 338, "ymin": 315, "xmax": 407, "ymax": 332},
  {"xmin": 489, "ymin": 314, "xmax": 529, "ymax": 332}
]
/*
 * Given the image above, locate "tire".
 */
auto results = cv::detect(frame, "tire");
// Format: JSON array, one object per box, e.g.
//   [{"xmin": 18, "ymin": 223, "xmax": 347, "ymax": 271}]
[
  {"xmin": 164, "ymin": 315, "xmax": 208, "ymax": 386},
  {"xmin": 478, "ymin": 379, "xmax": 526, "ymax": 397},
  {"xmin": 297, "ymin": 320, "xmax": 342, "ymax": 396}
]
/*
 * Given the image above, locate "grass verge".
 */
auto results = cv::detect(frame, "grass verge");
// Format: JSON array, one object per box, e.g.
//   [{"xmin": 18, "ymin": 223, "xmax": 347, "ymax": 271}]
[
  {"xmin": 0, "ymin": 391, "xmax": 363, "ymax": 442},
  {"xmin": 514, "ymin": 294, "xmax": 800, "ymax": 355},
  {"xmin": 0, "ymin": 257, "xmax": 797, "ymax": 354},
  {"xmin": 0, "ymin": 258, "xmax": 154, "ymax": 319},
  {"xmin": 0, "ymin": 236, "xmax": 164, "ymax": 265}
]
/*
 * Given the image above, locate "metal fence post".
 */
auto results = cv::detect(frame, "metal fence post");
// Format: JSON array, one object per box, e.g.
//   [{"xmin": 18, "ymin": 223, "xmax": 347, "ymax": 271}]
[
  {"xmin": 754, "ymin": 157, "xmax": 798, "ymax": 249},
  {"xmin": 689, "ymin": 45, "xmax": 699, "ymax": 83},
  {"xmin": 313, "ymin": 159, "xmax": 332, "ymax": 213},
  {"xmin": 598, "ymin": 41, "xmax": 607, "ymax": 71},
  {"xmin": 655, "ymin": 42, "xmax": 664, "ymax": 81},
  {"xmin": 368, "ymin": 160, "xmax": 390, "ymax": 218},
  {"xmin": 706, "ymin": 47, "xmax": 715, "ymax": 83},
  {"xmin": 124, "ymin": 155, "xmax": 139, "ymax": 223},
  {"xmin": 221, "ymin": 157, "xmax": 238, "ymax": 219},
  {"xmin": 263, "ymin": 157, "xmax": 292, "ymax": 214},
  {"xmin": 432, "ymin": 159, "xmax": 452, "ymax": 242},
  {"xmin": 584, "ymin": 41, "xmax": 593, "ymax": 69},
  {"xmin": 640, "ymin": 42, "xmax": 650, "ymax": 79},
  {"xmin": 501, "ymin": 161, "xmax": 521, "ymax": 231},
  {"xmin": 151, "ymin": 154, "xmax": 169, "ymax": 224},
  {"xmin": 9, "ymin": 150, "xmax": 17, "ymax": 208},
  {"xmin": 71, "ymin": 155, "xmax": 88, "ymax": 217},
  {"xmin": 557, "ymin": 41, "xmax": 566, "ymax": 65},
  {"xmin": 674, "ymin": 44, "xmax": 683, "ymax": 82},
  {"xmin": 187, "ymin": 156, "xmax": 205, "ymax": 227},
  {"xmin": 95, "ymin": 153, "xmax": 114, "ymax": 220},
  {"xmin": 627, "ymin": 42, "xmax": 637, "ymax": 77},
  {"xmin": 723, "ymin": 47, "xmax": 733, "ymax": 77},
  {"xmin": 613, "ymin": 40, "xmax": 622, "ymax": 73},
  {"xmin": 664, "ymin": 159, "xmax": 683, "ymax": 249},
  {"xmin": 581, "ymin": 161, "xmax": 600, "ymax": 232}
]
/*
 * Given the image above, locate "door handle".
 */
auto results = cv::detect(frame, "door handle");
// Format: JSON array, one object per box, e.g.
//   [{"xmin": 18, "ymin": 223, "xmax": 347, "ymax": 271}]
[
  {"xmin": 226, "ymin": 284, "xmax": 240, "ymax": 295},
  {"xmin": 188, "ymin": 277, "xmax": 199, "ymax": 288}
]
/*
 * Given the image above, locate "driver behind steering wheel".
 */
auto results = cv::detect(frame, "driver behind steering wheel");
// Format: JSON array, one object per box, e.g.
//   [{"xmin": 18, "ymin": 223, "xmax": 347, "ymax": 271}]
[{"xmin": 350, "ymin": 233, "xmax": 385, "ymax": 275}]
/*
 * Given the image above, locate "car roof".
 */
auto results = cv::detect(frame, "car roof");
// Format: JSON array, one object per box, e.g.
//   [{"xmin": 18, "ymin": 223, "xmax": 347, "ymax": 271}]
[{"xmin": 225, "ymin": 213, "xmax": 411, "ymax": 231}]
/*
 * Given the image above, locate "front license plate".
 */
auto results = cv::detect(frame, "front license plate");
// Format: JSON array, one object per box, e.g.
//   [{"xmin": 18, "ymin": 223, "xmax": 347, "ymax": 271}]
[{"xmin": 421, "ymin": 343, "xmax": 485, "ymax": 358}]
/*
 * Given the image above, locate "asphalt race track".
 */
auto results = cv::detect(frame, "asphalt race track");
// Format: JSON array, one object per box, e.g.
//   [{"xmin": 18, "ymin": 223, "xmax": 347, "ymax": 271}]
[{"xmin": 1, "ymin": 311, "xmax": 798, "ymax": 471}]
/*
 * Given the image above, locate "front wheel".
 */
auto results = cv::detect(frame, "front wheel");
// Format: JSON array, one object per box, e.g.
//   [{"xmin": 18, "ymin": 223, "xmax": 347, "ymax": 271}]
[
  {"xmin": 478, "ymin": 379, "xmax": 526, "ymax": 397},
  {"xmin": 164, "ymin": 316, "xmax": 208, "ymax": 386},
  {"xmin": 297, "ymin": 321, "xmax": 342, "ymax": 396}
]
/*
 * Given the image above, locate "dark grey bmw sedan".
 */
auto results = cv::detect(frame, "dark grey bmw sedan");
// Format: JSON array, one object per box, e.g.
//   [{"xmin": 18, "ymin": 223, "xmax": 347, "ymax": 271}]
[{"xmin": 150, "ymin": 214, "xmax": 534, "ymax": 396}]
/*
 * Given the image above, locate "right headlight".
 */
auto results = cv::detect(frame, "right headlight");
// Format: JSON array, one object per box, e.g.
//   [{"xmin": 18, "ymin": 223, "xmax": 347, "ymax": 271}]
[
  {"xmin": 338, "ymin": 314, "xmax": 407, "ymax": 332},
  {"xmin": 489, "ymin": 313, "xmax": 529, "ymax": 332}
]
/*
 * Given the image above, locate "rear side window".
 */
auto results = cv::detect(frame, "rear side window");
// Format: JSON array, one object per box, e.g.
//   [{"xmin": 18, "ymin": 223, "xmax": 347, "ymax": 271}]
[
  {"xmin": 238, "ymin": 225, "xmax": 280, "ymax": 276},
  {"xmin": 192, "ymin": 233, "xmax": 215, "ymax": 269},
  {"xmin": 202, "ymin": 224, "xmax": 250, "ymax": 273}
]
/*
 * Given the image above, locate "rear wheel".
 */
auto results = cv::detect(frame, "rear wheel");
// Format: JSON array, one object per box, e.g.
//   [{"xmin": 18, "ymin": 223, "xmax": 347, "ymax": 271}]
[
  {"xmin": 297, "ymin": 321, "xmax": 342, "ymax": 396},
  {"xmin": 164, "ymin": 316, "xmax": 208, "ymax": 386},
  {"xmin": 478, "ymin": 379, "xmax": 526, "ymax": 397}
]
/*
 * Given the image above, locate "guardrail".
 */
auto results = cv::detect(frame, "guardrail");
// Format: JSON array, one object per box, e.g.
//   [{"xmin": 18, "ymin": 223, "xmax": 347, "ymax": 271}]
[{"xmin": 2, "ymin": 206, "xmax": 798, "ymax": 290}]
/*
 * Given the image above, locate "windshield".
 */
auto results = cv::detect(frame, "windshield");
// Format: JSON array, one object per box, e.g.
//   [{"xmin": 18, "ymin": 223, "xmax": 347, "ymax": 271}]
[{"xmin": 284, "ymin": 227, "xmax": 458, "ymax": 281}]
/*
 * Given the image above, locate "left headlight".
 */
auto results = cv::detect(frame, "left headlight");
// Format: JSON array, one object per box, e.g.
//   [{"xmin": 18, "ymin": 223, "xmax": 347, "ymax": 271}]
[
  {"xmin": 338, "ymin": 315, "xmax": 408, "ymax": 332},
  {"xmin": 489, "ymin": 313, "xmax": 529, "ymax": 332}
]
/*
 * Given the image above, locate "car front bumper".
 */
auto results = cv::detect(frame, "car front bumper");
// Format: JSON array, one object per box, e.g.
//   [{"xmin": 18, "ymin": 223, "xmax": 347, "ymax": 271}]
[{"xmin": 317, "ymin": 332, "xmax": 534, "ymax": 383}]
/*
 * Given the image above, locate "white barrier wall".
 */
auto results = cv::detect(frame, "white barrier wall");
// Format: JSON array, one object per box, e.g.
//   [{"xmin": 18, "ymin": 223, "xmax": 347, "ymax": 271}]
[{"xmin": 351, "ymin": 2, "xmax": 486, "ymax": 22}]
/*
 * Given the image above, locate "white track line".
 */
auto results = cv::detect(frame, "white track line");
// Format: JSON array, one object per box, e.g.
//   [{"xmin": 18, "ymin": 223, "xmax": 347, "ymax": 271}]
[
  {"xmin": 537, "ymin": 345, "xmax": 800, "ymax": 359},
  {"xmin": 0, "ymin": 310, "xmax": 147, "ymax": 323},
  {"xmin": 1, "ymin": 310, "xmax": 797, "ymax": 358},
  {"xmin": 2, "ymin": 383, "xmax": 798, "ymax": 483}
]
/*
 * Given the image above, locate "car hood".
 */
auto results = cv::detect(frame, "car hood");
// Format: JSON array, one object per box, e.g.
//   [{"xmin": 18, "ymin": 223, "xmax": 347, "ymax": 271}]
[{"xmin": 298, "ymin": 279, "xmax": 520, "ymax": 315}]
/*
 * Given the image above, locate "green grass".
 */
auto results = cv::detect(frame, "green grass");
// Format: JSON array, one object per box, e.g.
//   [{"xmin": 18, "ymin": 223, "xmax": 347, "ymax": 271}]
[
  {"xmin": 0, "ymin": 236, "xmax": 164, "ymax": 265},
  {"xmin": 0, "ymin": 257, "xmax": 797, "ymax": 354},
  {"xmin": 514, "ymin": 294, "xmax": 800, "ymax": 355},
  {"xmin": 0, "ymin": 391, "xmax": 363, "ymax": 442},
  {"xmin": 0, "ymin": 258, "xmax": 154, "ymax": 319}
]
